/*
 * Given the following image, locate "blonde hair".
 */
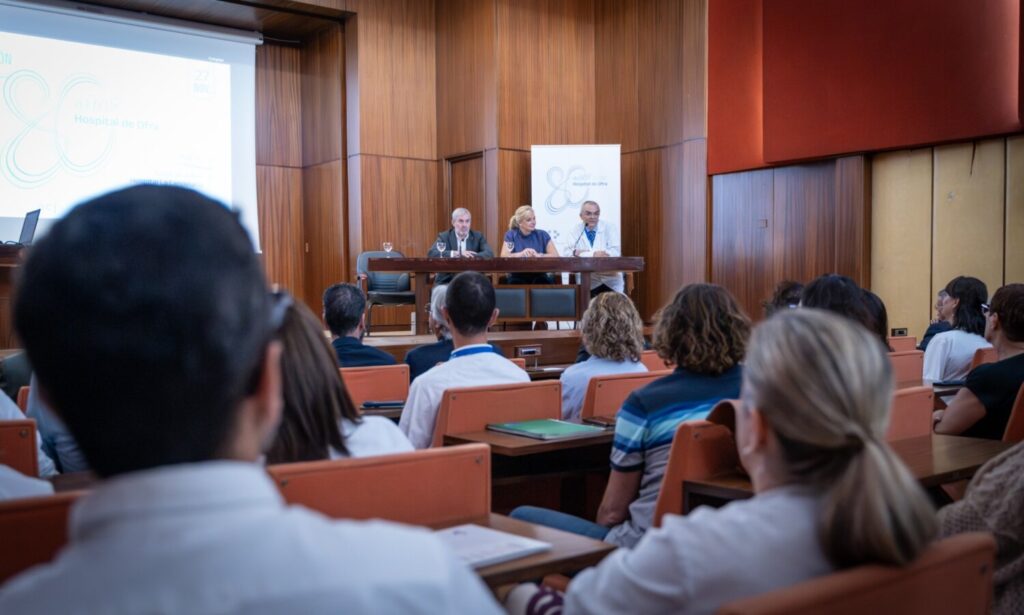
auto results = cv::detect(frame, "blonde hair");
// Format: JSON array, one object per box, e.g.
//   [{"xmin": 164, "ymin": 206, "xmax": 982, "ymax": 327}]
[
  {"xmin": 653, "ymin": 284, "xmax": 749, "ymax": 374},
  {"xmin": 742, "ymin": 309, "xmax": 936, "ymax": 567},
  {"xmin": 508, "ymin": 205, "xmax": 534, "ymax": 231},
  {"xmin": 581, "ymin": 293, "xmax": 644, "ymax": 362}
]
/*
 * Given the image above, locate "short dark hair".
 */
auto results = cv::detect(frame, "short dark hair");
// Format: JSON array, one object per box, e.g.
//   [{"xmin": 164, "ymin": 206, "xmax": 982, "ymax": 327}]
[
  {"xmin": 944, "ymin": 276, "xmax": 987, "ymax": 336},
  {"xmin": 323, "ymin": 283, "xmax": 365, "ymax": 337},
  {"xmin": 14, "ymin": 185, "xmax": 272, "ymax": 478},
  {"xmin": 990, "ymin": 283, "xmax": 1024, "ymax": 342},
  {"xmin": 445, "ymin": 272, "xmax": 495, "ymax": 336},
  {"xmin": 763, "ymin": 280, "xmax": 804, "ymax": 317},
  {"xmin": 653, "ymin": 283, "xmax": 750, "ymax": 375},
  {"xmin": 861, "ymin": 289, "xmax": 892, "ymax": 351},
  {"xmin": 801, "ymin": 274, "xmax": 873, "ymax": 331}
]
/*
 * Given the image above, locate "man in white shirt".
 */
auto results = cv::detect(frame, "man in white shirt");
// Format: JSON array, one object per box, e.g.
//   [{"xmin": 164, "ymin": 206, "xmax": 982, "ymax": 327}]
[
  {"xmin": 0, "ymin": 185, "xmax": 500, "ymax": 614},
  {"xmin": 561, "ymin": 200, "xmax": 624, "ymax": 295},
  {"xmin": 399, "ymin": 272, "xmax": 530, "ymax": 448}
]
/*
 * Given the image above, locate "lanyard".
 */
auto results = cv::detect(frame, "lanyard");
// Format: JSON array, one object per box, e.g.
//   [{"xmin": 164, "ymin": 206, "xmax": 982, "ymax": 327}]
[{"xmin": 450, "ymin": 345, "xmax": 500, "ymax": 359}]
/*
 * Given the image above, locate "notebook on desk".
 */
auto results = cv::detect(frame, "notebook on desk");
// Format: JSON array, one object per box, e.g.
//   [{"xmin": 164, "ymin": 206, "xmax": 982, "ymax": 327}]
[
  {"xmin": 487, "ymin": 419, "xmax": 606, "ymax": 440},
  {"xmin": 435, "ymin": 524, "xmax": 551, "ymax": 568}
]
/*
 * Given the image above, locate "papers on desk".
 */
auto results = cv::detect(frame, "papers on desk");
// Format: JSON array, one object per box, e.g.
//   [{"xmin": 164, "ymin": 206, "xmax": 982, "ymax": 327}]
[
  {"xmin": 487, "ymin": 419, "xmax": 606, "ymax": 440},
  {"xmin": 436, "ymin": 524, "xmax": 552, "ymax": 568}
]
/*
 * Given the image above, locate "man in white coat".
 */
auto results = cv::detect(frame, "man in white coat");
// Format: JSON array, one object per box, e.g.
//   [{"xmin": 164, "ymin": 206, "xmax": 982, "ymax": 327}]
[{"xmin": 562, "ymin": 200, "xmax": 624, "ymax": 296}]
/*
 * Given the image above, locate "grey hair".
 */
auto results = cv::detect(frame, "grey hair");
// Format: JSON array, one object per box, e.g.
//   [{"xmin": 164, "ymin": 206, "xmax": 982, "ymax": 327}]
[
  {"xmin": 451, "ymin": 207, "xmax": 471, "ymax": 222},
  {"xmin": 430, "ymin": 284, "xmax": 451, "ymax": 340},
  {"xmin": 579, "ymin": 200, "xmax": 600, "ymax": 214}
]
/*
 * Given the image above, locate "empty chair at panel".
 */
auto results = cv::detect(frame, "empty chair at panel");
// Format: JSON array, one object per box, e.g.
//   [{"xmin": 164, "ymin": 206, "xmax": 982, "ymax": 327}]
[
  {"xmin": 355, "ymin": 250, "xmax": 415, "ymax": 335},
  {"xmin": 340, "ymin": 364, "xmax": 410, "ymax": 408},
  {"xmin": 431, "ymin": 380, "xmax": 561, "ymax": 447}
]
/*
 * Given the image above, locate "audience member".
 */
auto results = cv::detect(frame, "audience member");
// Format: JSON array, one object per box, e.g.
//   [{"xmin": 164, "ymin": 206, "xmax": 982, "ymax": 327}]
[
  {"xmin": 399, "ymin": 272, "xmax": 529, "ymax": 448},
  {"xmin": 762, "ymin": 280, "xmax": 803, "ymax": 317},
  {"xmin": 934, "ymin": 283, "xmax": 1024, "ymax": 438},
  {"xmin": 862, "ymin": 289, "xmax": 893, "ymax": 350},
  {"xmin": 939, "ymin": 441, "xmax": 1024, "ymax": 615},
  {"xmin": 323, "ymin": 283, "xmax": 397, "ymax": 368},
  {"xmin": 561, "ymin": 200, "xmax": 623, "ymax": 296},
  {"xmin": 0, "ymin": 464, "xmax": 52, "ymax": 500},
  {"xmin": 801, "ymin": 274, "xmax": 872, "ymax": 327},
  {"xmin": 0, "ymin": 351, "xmax": 31, "ymax": 402},
  {"xmin": 512, "ymin": 284, "xmax": 749, "ymax": 547},
  {"xmin": 559, "ymin": 293, "xmax": 647, "ymax": 420},
  {"xmin": 919, "ymin": 290, "xmax": 955, "ymax": 351},
  {"xmin": 265, "ymin": 299, "xmax": 412, "ymax": 464},
  {"xmin": 506, "ymin": 310, "xmax": 937, "ymax": 614},
  {"xmin": 500, "ymin": 205, "xmax": 557, "ymax": 284},
  {"xmin": 0, "ymin": 385, "xmax": 57, "ymax": 477},
  {"xmin": 0, "ymin": 185, "xmax": 500, "ymax": 613},
  {"xmin": 923, "ymin": 276, "xmax": 991, "ymax": 382}
]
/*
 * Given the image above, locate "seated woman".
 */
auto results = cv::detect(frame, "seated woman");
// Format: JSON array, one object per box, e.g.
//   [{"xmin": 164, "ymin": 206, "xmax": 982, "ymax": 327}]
[
  {"xmin": 512, "ymin": 283, "xmax": 749, "ymax": 547},
  {"xmin": 923, "ymin": 276, "xmax": 992, "ymax": 382},
  {"xmin": 559, "ymin": 293, "xmax": 647, "ymax": 420},
  {"xmin": 801, "ymin": 273, "xmax": 890, "ymax": 351},
  {"xmin": 862, "ymin": 289, "xmax": 893, "ymax": 351},
  {"xmin": 934, "ymin": 283, "xmax": 1024, "ymax": 439},
  {"xmin": 506, "ymin": 309, "xmax": 937, "ymax": 614},
  {"xmin": 500, "ymin": 205, "xmax": 558, "ymax": 284},
  {"xmin": 265, "ymin": 298, "xmax": 412, "ymax": 463}
]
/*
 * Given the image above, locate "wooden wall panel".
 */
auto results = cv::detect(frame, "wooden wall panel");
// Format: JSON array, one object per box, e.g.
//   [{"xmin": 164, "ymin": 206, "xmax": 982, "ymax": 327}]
[
  {"xmin": 497, "ymin": 149, "xmax": 532, "ymax": 240},
  {"xmin": 357, "ymin": 155, "xmax": 440, "ymax": 259},
  {"xmin": 595, "ymin": 0, "xmax": 639, "ymax": 153},
  {"xmin": 711, "ymin": 169, "xmax": 775, "ymax": 320},
  {"xmin": 257, "ymin": 165, "xmax": 304, "ymax": 294},
  {"xmin": 932, "ymin": 140, "xmax": 1006, "ymax": 301},
  {"xmin": 681, "ymin": 0, "xmax": 707, "ymax": 141},
  {"xmin": 834, "ymin": 156, "xmax": 871, "ymax": 285},
  {"xmin": 637, "ymin": 0, "xmax": 684, "ymax": 149},
  {"xmin": 680, "ymin": 139, "xmax": 709, "ymax": 284},
  {"xmin": 771, "ymin": 162, "xmax": 836, "ymax": 285},
  {"xmin": 497, "ymin": 0, "xmax": 596, "ymax": 150},
  {"xmin": 436, "ymin": 0, "xmax": 497, "ymax": 157},
  {"xmin": 256, "ymin": 44, "xmax": 303, "ymax": 167},
  {"xmin": 302, "ymin": 25, "xmax": 345, "ymax": 166},
  {"xmin": 620, "ymin": 151, "xmax": 645, "ymax": 305},
  {"xmin": 1007, "ymin": 136, "xmax": 1024, "ymax": 283},
  {"xmin": 871, "ymin": 149, "xmax": 933, "ymax": 339},
  {"xmin": 448, "ymin": 155, "xmax": 486, "ymax": 231},
  {"xmin": 303, "ymin": 160, "xmax": 348, "ymax": 304}
]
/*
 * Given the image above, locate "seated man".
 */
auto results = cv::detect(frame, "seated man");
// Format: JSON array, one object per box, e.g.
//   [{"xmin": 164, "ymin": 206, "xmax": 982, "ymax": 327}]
[
  {"xmin": 323, "ymin": 283, "xmax": 397, "ymax": 368},
  {"xmin": 561, "ymin": 200, "xmax": 623, "ymax": 296},
  {"xmin": 428, "ymin": 208, "xmax": 493, "ymax": 285},
  {"xmin": 0, "ymin": 185, "xmax": 499, "ymax": 613},
  {"xmin": 404, "ymin": 285, "xmax": 504, "ymax": 381},
  {"xmin": 399, "ymin": 272, "xmax": 529, "ymax": 448},
  {"xmin": 934, "ymin": 283, "xmax": 1024, "ymax": 439}
]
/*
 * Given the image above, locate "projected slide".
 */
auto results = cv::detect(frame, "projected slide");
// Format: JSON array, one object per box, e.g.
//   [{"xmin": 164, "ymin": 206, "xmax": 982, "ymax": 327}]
[{"xmin": 0, "ymin": 30, "xmax": 232, "ymax": 218}]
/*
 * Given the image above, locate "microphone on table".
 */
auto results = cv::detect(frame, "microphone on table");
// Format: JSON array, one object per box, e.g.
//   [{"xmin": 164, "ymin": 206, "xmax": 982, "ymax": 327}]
[{"xmin": 572, "ymin": 227, "xmax": 587, "ymax": 256}]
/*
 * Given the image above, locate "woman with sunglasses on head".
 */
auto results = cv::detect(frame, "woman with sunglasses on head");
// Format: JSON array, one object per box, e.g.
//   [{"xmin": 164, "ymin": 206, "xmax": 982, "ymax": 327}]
[
  {"xmin": 505, "ymin": 309, "xmax": 936, "ymax": 614},
  {"xmin": 923, "ymin": 276, "xmax": 992, "ymax": 382}
]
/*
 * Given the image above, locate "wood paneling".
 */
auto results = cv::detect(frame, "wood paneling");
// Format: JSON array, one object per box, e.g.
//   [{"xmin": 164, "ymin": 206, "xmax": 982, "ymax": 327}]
[
  {"xmin": 871, "ymin": 149, "xmax": 933, "ymax": 339},
  {"xmin": 1007, "ymin": 136, "xmax": 1024, "ymax": 283},
  {"xmin": 448, "ymin": 155, "xmax": 486, "ymax": 231},
  {"xmin": 302, "ymin": 25, "xmax": 345, "ymax": 166},
  {"xmin": 302, "ymin": 160, "xmax": 347, "ymax": 305},
  {"xmin": 355, "ymin": 154, "xmax": 440, "ymax": 260},
  {"xmin": 497, "ymin": 149, "xmax": 532, "ymax": 238},
  {"xmin": 932, "ymin": 140, "xmax": 1005, "ymax": 301},
  {"xmin": 834, "ymin": 156, "xmax": 871, "ymax": 285},
  {"xmin": 256, "ymin": 44, "xmax": 303, "ymax": 167},
  {"xmin": 257, "ymin": 165, "xmax": 304, "ymax": 294},
  {"xmin": 497, "ymin": 0, "xmax": 596, "ymax": 150},
  {"xmin": 595, "ymin": 0, "xmax": 639, "ymax": 153},
  {"xmin": 679, "ymin": 139, "xmax": 709, "ymax": 284},
  {"xmin": 681, "ymin": 0, "xmax": 707, "ymax": 141},
  {"xmin": 771, "ymin": 162, "xmax": 836, "ymax": 285},
  {"xmin": 436, "ymin": 0, "xmax": 497, "ymax": 157},
  {"xmin": 637, "ymin": 0, "xmax": 684, "ymax": 149},
  {"xmin": 711, "ymin": 169, "xmax": 775, "ymax": 320},
  {"xmin": 620, "ymin": 151, "xmax": 645, "ymax": 305}
]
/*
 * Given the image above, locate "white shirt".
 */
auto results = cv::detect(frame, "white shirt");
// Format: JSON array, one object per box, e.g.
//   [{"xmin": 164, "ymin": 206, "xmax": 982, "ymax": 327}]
[
  {"xmin": 563, "ymin": 487, "xmax": 831, "ymax": 614},
  {"xmin": 0, "ymin": 461, "xmax": 501, "ymax": 615},
  {"xmin": 922, "ymin": 329, "xmax": 992, "ymax": 382},
  {"xmin": 399, "ymin": 344, "xmax": 530, "ymax": 448},
  {"xmin": 0, "ymin": 464, "xmax": 53, "ymax": 500},
  {"xmin": 0, "ymin": 391, "xmax": 58, "ymax": 478},
  {"xmin": 332, "ymin": 416, "xmax": 414, "ymax": 458},
  {"xmin": 559, "ymin": 357, "xmax": 647, "ymax": 420},
  {"xmin": 560, "ymin": 221, "xmax": 623, "ymax": 292}
]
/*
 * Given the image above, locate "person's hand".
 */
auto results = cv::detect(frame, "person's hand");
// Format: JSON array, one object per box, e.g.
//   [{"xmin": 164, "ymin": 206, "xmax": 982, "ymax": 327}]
[
  {"xmin": 572, "ymin": 248, "xmax": 581, "ymax": 256},
  {"xmin": 462, "ymin": 250, "xmax": 477, "ymax": 259},
  {"xmin": 593, "ymin": 250, "xmax": 609, "ymax": 257},
  {"xmin": 522, "ymin": 248, "xmax": 538, "ymax": 257},
  {"xmin": 932, "ymin": 409, "xmax": 944, "ymax": 424}
]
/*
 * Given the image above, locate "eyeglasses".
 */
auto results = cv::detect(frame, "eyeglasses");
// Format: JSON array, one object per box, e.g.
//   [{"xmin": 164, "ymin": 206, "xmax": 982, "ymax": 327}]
[
  {"xmin": 243, "ymin": 290, "xmax": 293, "ymax": 394},
  {"xmin": 981, "ymin": 303, "xmax": 991, "ymax": 316}
]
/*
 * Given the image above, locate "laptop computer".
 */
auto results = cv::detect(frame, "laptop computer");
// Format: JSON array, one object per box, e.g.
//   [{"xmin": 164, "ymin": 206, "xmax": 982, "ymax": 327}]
[{"xmin": 3, "ymin": 209, "xmax": 41, "ymax": 247}]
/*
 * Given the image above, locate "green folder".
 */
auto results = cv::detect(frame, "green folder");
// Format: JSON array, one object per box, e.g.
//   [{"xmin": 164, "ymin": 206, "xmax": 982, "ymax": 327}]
[{"xmin": 486, "ymin": 419, "xmax": 607, "ymax": 440}]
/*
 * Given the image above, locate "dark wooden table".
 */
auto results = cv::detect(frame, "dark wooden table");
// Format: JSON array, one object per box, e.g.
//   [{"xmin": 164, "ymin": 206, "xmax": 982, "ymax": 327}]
[
  {"xmin": 444, "ymin": 428, "xmax": 613, "ymax": 457},
  {"xmin": 473, "ymin": 513, "xmax": 614, "ymax": 588},
  {"xmin": 360, "ymin": 405, "xmax": 403, "ymax": 420},
  {"xmin": 367, "ymin": 257, "xmax": 644, "ymax": 334},
  {"xmin": 681, "ymin": 434, "xmax": 1015, "ymax": 513}
]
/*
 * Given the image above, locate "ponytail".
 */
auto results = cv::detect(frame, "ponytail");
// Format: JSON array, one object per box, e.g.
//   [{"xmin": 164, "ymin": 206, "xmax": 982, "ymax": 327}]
[
  {"xmin": 508, "ymin": 214, "xmax": 519, "ymax": 230},
  {"xmin": 509, "ymin": 205, "xmax": 533, "ymax": 231}
]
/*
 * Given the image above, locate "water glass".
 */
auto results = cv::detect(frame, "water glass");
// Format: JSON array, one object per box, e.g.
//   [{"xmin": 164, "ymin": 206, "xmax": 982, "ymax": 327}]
[
  {"xmin": 436, "ymin": 240, "xmax": 447, "ymax": 256},
  {"xmin": 382, "ymin": 241, "xmax": 393, "ymax": 253}
]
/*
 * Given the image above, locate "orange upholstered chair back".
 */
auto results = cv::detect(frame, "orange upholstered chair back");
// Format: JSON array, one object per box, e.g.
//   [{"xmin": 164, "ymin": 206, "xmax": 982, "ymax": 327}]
[
  {"xmin": 886, "ymin": 386, "xmax": 934, "ymax": 441},
  {"xmin": 0, "ymin": 419, "xmax": 39, "ymax": 477},
  {"xmin": 887, "ymin": 336, "xmax": 917, "ymax": 352},
  {"xmin": 16, "ymin": 386, "xmax": 29, "ymax": 414},
  {"xmin": 580, "ymin": 370, "xmax": 670, "ymax": 419},
  {"xmin": 888, "ymin": 350, "xmax": 923, "ymax": 383},
  {"xmin": 1002, "ymin": 383, "xmax": 1024, "ymax": 443},
  {"xmin": 640, "ymin": 350, "xmax": 671, "ymax": 371},
  {"xmin": 717, "ymin": 532, "xmax": 995, "ymax": 615},
  {"xmin": 652, "ymin": 413, "xmax": 739, "ymax": 527},
  {"xmin": 431, "ymin": 380, "xmax": 560, "ymax": 447},
  {"xmin": 339, "ymin": 364, "xmax": 410, "ymax": 408},
  {"xmin": 510, "ymin": 357, "xmax": 527, "ymax": 370},
  {"xmin": 970, "ymin": 346, "xmax": 998, "ymax": 370},
  {"xmin": 268, "ymin": 444, "xmax": 490, "ymax": 528},
  {"xmin": 0, "ymin": 491, "xmax": 81, "ymax": 584}
]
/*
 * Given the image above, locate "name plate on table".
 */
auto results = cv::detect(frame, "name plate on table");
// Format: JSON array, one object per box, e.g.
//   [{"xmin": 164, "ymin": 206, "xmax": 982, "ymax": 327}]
[
  {"xmin": 487, "ymin": 419, "xmax": 606, "ymax": 440},
  {"xmin": 436, "ymin": 524, "xmax": 551, "ymax": 568}
]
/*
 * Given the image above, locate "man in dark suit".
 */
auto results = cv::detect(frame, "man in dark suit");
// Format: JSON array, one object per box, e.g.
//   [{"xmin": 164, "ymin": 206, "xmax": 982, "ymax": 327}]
[
  {"xmin": 323, "ymin": 283, "xmax": 397, "ymax": 367},
  {"xmin": 427, "ymin": 208, "xmax": 494, "ymax": 284}
]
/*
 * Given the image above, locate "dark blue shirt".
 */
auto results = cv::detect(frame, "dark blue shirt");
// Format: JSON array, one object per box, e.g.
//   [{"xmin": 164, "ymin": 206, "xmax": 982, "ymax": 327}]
[
  {"xmin": 332, "ymin": 336, "xmax": 397, "ymax": 368},
  {"xmin": 503, "ymin": 228, "xmax": 552, "ymax": 254}
]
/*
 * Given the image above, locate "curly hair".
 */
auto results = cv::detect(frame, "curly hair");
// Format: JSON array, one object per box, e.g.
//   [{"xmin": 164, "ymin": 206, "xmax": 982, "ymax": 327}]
[
  {"xmin": 581, "ymin": 292, "xmax": 644, "ymax": 362},
  {"xmin": 653, "ymin": 284, "xmax": 751, "ymax": 375}
]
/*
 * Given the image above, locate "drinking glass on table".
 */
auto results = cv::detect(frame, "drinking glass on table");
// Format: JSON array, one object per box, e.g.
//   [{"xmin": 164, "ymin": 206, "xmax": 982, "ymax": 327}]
[
  {"xmin": 435, "ymin": 240, "xmax": 447, "ymax": 256},
  {"xmin": 382, "ymin": 241, "xmax": 393, "ymax": 253}
]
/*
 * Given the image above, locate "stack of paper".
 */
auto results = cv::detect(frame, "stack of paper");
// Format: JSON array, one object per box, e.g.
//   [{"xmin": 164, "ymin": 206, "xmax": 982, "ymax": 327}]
[{"xmin": 435, "ymin": 524, "xmax": 552, "ymax": 568}]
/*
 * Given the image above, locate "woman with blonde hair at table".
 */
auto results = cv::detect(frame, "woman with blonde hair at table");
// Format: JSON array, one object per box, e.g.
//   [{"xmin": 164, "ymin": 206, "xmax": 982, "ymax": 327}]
[
  {"xmin": 506, "ymin": 309, "xmax": 937, "ymax": 614},
  {"xmin": 500, "ymin": 205, "xmax": 558, "ymax": 284}
]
